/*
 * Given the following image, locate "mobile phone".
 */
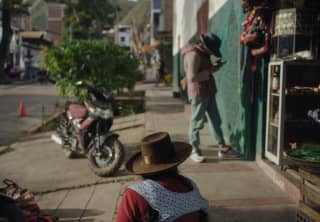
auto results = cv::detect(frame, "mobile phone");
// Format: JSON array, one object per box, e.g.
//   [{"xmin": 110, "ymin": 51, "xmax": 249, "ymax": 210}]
[
  {"xmin": 216, "ymin": 59, "xmax": 227, "ymax": 65},
  {"xmin": 214, "ymin": 59, "xmax": 227, "ymax": 66}
]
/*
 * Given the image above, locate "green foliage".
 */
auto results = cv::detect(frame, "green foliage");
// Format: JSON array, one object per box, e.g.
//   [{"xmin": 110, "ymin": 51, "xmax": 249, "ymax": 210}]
[
  {"xmin": 1, "ymin": 0, "xmax": 30, "ymax": 15},
  {"xmin": 63, "ymin": 0, "xmax": 115, "ymax": 39},
  {"xmin": 44, "ymin": 40, "xmax": 139, "ymax": 100}
]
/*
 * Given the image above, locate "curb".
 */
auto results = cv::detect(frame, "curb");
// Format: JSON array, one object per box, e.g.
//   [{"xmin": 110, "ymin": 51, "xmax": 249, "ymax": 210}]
[
  {"xmin": 25, "ymin": 112, "xmax": 145, "ymax": 135},
  {"xmin": 0, "ymin": 145, "xmax": 13, "ymax": 155},
  {"xmin": 112, "ymin": 113, "xmax": 145, "ymax": 131},
  {"xmin": 25, "ymin": 111, "xmax": 62, "ymax": 135},
  {"xmin": 33, "ymin": 176, "xmax": 140, "ymax": 195},
  {"xmin": 1, "ymin": 112, "xmax": 145, "ymax": 155},
  {"xmin": 113, "ymin": 123, "xmax": 145, "ymax": 132}
]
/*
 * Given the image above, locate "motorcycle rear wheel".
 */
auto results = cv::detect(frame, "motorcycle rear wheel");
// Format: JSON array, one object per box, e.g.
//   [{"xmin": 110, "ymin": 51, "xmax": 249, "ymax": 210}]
[{"xmin": 88, "ymin": 137, "xmax": 124, "ymax": 177}]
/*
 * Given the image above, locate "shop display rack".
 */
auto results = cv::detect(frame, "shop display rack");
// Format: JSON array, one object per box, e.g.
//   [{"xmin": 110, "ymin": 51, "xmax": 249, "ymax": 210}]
[
  {"xmin": 265, "ymin": 60, "xmax": 320, "ymax": 165},
  {"xmin": 271, "ymin": 8, "xmax": 320, "ymax": 61}
]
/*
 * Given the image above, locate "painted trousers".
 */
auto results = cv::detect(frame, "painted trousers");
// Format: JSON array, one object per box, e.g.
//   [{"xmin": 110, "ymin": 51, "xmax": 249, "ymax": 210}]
[{"xmin": 189, "ymin": 96, "xmax": 225, "ymax": 154}]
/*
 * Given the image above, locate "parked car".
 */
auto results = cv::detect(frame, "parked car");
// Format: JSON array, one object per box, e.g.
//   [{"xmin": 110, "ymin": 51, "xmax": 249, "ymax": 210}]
[{"xmin": 6, "ymin": 66, "xmax": 22, "ymax": 79}]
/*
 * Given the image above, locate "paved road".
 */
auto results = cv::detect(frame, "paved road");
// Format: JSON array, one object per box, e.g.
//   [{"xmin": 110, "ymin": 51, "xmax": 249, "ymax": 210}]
[{"xmin": 0, "ymin": 83, "xmax": 62, "ymax": 145}]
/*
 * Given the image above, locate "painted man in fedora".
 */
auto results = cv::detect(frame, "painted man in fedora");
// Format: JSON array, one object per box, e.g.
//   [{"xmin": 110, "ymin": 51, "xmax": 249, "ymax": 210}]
[
  {"xmin": 116, "ymin": 132, "xmax": 208, "ymax": 222},
  {"xmin": 182, "ymin": 33, "xmax": 240, "ymax": 163}
]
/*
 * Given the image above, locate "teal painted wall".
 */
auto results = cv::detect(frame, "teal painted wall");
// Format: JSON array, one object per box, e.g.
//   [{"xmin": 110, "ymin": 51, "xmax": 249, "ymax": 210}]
[{"xmin": 209, "ymin": 0, "xmax": 268, "ymax": 159}]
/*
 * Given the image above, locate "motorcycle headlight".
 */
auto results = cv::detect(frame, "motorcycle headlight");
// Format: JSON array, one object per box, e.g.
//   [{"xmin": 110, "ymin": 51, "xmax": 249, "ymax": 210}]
[{"xmin": 96, "ymin": 108, "xmax": 113, "ymax": 119}]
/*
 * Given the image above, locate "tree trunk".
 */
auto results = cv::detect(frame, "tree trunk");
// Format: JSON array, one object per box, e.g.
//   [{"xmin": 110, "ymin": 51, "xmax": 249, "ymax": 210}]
[{"xmin": 0, "ymin": 1, "xmax": 13, "ymax": 82}]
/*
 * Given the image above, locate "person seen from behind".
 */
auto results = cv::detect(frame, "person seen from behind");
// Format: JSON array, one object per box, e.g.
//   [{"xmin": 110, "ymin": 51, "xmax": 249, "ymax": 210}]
[
  {"xmin": 182, "ymin": 33, "xmax": 240, "ymax": 163},
  {"xmin": 115, "ymin": 132, "xmax": 209, "ymax": 222},
  {"xmin": 156, "ymin": 53, "xmax": 165, "ymax": 85}
]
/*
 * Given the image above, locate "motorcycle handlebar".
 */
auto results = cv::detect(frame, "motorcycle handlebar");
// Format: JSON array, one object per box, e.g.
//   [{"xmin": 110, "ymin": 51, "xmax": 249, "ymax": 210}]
[{"xmin": 76, "ymin": 80, "xmax": 114, "ymax": 104}]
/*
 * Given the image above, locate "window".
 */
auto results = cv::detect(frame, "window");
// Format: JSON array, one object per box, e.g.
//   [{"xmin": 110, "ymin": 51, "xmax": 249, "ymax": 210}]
[{"xmin": 152, "ymin": 0, "xmax": 161, "ymax": 10}]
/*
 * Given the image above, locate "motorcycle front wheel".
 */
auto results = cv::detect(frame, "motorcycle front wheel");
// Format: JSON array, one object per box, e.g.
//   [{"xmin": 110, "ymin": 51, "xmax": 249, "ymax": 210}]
[{"xmin": 87, "ymin": 137, "xmax": 124, "ymax": 177}]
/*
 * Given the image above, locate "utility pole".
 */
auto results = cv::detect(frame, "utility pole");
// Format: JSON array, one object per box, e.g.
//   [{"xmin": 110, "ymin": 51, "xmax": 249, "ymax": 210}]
[{"xmin": 114, "ymin": 0, "xmax": 119, "ymax": 44}]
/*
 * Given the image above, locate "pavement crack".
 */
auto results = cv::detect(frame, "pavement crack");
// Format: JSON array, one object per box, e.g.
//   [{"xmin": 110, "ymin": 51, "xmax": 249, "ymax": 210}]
[
  {"xmin": 79, "ymin": 185, "xmax": 96, "ymax": 221},
  {"xmin": 112, "ymin": 183, "xmax": 127, "ymax": 221},
  {"xmin": 33, "ymin": 177, "xmax": 138, "ymax": 195},
  {"xmin": 54, "ymin": 189, "xmax": 70, "ymax": 215}
]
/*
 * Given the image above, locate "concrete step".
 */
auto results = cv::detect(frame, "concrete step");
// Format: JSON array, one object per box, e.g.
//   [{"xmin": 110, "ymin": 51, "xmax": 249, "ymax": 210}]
[{"xmin": 112, "ymin": 113, "xmax": 145, "ymax": 131}]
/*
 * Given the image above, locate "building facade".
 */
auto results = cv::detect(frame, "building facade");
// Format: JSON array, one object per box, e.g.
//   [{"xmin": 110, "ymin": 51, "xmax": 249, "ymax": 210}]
[
  {"xmin": 47, "ymin": 0, "xmax": 64, "ymax": 43},
  {"xmin": 23, "ymin": 0, "xmax": 64, "ymax": 44},
  {"xmin": 117, "ymin": 25, "xmax": 132, "ymax": 49}
]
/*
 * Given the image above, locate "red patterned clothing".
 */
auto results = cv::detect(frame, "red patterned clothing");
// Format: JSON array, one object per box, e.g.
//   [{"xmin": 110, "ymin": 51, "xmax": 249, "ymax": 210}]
[{"xmin": 115, "ymin": 175, "xmax": 207, "ymax": 222}]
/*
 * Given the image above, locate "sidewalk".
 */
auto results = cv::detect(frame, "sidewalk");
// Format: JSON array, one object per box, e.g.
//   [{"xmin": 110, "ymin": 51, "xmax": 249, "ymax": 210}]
[
  {"xmin": 144, "ymin": 84, "xmax": 297, "ymax": 221},
  {"xmin": 3, "ymin": 84, "xmax": 297, "ymax": 221}
]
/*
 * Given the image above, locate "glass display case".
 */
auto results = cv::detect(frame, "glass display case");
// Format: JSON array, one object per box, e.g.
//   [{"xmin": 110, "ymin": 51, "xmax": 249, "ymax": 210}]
[
  {"xmin": 265, "ymin": 60, "xmax": 320, "ymax": 165},
  {"xmin": 271, "ymin": 8, "xmax": 320, "ymax": 61}
]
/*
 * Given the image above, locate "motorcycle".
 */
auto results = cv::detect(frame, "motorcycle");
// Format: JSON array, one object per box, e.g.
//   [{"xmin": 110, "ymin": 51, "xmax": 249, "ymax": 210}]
[{"xmin": 51, "ymin": 80, "xmax": 124, "ymax": 177}]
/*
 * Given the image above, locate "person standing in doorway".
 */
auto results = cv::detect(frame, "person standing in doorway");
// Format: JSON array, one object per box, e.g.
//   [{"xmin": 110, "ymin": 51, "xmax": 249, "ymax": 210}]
[{"xmin": 183, "ymin": 33, "xmax": 240, "ymax": 163}]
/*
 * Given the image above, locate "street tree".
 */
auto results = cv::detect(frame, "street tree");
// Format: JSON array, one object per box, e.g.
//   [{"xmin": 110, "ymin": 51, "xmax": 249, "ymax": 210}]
[
  {"xmin": 45, "ymin": 40, "xmax": 139, "ymax": 100},
  {"xmin": 63, "ymin": 0, "xmax": 116, "ymax": 40},
  {"xmin": 0, "ymin": 0, "xmax": 28, "ymax": 82}
]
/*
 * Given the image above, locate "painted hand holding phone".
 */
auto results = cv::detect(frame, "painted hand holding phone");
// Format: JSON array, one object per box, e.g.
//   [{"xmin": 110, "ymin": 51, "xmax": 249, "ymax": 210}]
[
  {"xmin": 240, "ymin": 1, "xmax": 272, "ymax": 72},
  {"xmin": 240, "ymin": 7, "xmax": 271, "ymax": 56}
]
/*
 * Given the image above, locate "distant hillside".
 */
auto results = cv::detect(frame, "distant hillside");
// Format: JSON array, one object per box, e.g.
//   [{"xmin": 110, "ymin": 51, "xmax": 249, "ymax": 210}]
[
  {"xmin": 118, "ymin": 0, "xmax": 150, "ymax": 31},
  {"xmin": 117, "ymin": 0, "xmax": 138, "ymax": 21}
]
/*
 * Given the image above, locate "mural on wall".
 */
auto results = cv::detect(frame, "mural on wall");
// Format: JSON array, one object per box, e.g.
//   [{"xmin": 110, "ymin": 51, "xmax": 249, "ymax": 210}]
[{"xmin": 240, "ymin": 0, "xmax": 273, "ymax": 73}]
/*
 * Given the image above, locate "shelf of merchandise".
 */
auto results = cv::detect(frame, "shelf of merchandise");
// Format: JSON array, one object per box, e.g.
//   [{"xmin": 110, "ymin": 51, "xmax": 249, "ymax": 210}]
[{"xmin": 265, "ymin": 60, "xmax": 320, "ymax": 165}]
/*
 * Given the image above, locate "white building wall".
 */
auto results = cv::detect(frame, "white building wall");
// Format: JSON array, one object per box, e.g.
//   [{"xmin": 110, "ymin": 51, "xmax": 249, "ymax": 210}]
[
  {"xmin": 173, "ymin": 0, "xmax": 228, "ymax": 55},
  {"xmin": 118, "ymin": 27, "xmax": 132, "ymax": 49},
  {"xmin": 173, "ymin": 0, "xmax": 203, "ymax": 55}
]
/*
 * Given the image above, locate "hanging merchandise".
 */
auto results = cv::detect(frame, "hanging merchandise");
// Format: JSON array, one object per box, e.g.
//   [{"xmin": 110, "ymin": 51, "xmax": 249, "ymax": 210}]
[
  {"xmin": 271, "ymin": 8, "xmax": 320, "ymax": 60},
  {"xmin": 271, "ymin": 65, "xmax": 280, "ymax": 92},
  {"xmin": 240, "ymin": 1, "xmax": 273, "ymax": 72},
  {"xmin": 242, "ymin": 0, "xmax": 273, "ymax": 12},
  {"xmin": 308, "ymin": 109, "xmax": 320, "ymax": 124},
  {"xmin": 242, "ymin": 0, "xmax": 253, "ymax": 13}
]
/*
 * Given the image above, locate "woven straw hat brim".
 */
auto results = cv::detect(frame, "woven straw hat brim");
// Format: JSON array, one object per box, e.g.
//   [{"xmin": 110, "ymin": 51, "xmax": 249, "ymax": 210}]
[{"xmin": 125, "ymin": 142, "xmax": 192, "ymax": 176}]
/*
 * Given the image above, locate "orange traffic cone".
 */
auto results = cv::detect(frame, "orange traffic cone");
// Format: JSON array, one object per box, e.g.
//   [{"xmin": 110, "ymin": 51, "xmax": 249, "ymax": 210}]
[{"xmin": 19, "ymin": 100, "xmax": 26, "ymax": 117}]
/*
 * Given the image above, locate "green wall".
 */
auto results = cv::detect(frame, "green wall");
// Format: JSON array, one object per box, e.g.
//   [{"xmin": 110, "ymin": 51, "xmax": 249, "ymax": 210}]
[
  {"xmin": 209, "ymin": 0, "xmax": 268, "ymax": 160},
  {"xmin": 173, "ymin": 0, "xmax": 269, "ymax": 160}
]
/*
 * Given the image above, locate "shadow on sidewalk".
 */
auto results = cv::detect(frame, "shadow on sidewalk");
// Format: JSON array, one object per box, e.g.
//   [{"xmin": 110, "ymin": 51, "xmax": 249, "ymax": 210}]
[
  {"xmin": 148, "ymin": 104, "xmax": 184, "ymax": 114},
  {"xmin": 208, "ymin": 205, "xmax": 295, "ymax": 222}
]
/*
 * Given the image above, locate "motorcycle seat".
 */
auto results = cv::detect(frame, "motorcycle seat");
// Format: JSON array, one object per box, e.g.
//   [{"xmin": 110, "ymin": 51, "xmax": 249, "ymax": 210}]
[{"xmin": 68, "ymin": 104, "xmax": 88, "ymax": 119}]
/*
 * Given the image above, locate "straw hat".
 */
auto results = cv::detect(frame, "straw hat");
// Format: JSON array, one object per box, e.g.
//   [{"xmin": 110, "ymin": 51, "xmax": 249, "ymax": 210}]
[{"xmin": 126, "ymin": 132, "xmax": 192, "ymax": 176}]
